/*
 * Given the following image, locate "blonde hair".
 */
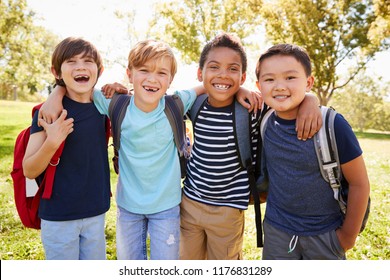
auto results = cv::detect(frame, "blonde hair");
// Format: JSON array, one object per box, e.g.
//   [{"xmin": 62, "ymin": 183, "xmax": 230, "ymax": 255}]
[{"xmin": 128, "ymin": 40, "xmax": 177, "ymax": 78}]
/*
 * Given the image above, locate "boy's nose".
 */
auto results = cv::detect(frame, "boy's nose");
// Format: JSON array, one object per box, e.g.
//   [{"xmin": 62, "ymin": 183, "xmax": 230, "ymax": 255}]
[
  {"xmin": 75, "ymin": 62, "xmax": 87, "ymax": 70},
  {"xmin": 275, "ymin": 82, "xmax": 286, "ymax": 91},
  {"xmin": 147, "ymin": 73, "xmax": 158, "ymax": 82},
  {"xmin": 217, "ymin": 69, "xmax": 228, "ymax": 78}
]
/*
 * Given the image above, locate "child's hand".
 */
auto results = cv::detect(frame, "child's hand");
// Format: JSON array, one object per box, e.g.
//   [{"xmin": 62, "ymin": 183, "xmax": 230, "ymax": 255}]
[
  {"xmin": 38, "ymin": 109, "xmax": 74, "ymax": 149},
  {"xmin": 335, "ymin": 228, "xmax": 356, "ymax": 253},
  {"xmin": 296, "ymin": 93, "xmax": 322, "ymax": 140},
  {"xmin": 101, "ymin": 83, "xmax": 129, "ymax": 98},
  {"xmin": 236, "ymin": 88, "xmax": 262, "ymax": 113},
  {"xmin": 38, "ymin": 86, "xmax": 66, "ymax": 125}
]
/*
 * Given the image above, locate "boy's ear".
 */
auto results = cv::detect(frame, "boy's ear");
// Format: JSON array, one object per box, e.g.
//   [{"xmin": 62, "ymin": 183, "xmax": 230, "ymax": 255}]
[
  {"xmin": 51, "ymin": 66, "xmax": 60, "ymax": 79},
  {"xmin": 197, "ymin": 67, "xmax": 203, "ymax": 82},
  {"xmin": 255, "ymin": 80, "xmax": 261, "ymax": 91},
  {"xmin": 240, "ymin": 72, "xmax": 246, "ymax": 85},
  {"xmin": 126, "ymin": 68, "xmax": 133, "ymax": 83},
  {"xmin": 98, "ymin": 66, "xmax": 104, "ymax": 77},
  {"xmin": 306, "ymin": 76, "xmax": 315, "ymax": 92}
]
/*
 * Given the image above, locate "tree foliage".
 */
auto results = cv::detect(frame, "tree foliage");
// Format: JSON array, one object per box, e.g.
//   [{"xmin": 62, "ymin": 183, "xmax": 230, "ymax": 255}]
[
  {"xmin": 0, "ymin": 0, "xmax": 58, "ymax": 100},
  {"xmin": 329, "ymin": 73, "xmax": 390, "ymax": 132},
  {"xmin": 260, "ymin": 0, "xmax": 390, "ymax": 105},
  {"xmin": 150, "ymin": 0, "xmax": 262, "ymax": 63}
]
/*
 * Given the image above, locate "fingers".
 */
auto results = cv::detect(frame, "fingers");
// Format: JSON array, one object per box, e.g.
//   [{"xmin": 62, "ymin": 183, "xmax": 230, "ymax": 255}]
[
  {"xmin": 101, "ymin": 84, "xmax": 116, "ymax": 98},
  {"xmin": 116, "ymin": 87, "xmax": 129, "ymax": 94},
  {"xmin": 101, "ymin": 83, "xmax": 129, "ymax": 98},
  {"xmin": 252, "ymin": 91, "xmax": 262, "ymax": 113},
  {"xmin": 39, "ymin": 109, "xmax": 74, "ymax": 135},
  {"xmin": 295, "ymin": 114, "xmax": 321, "ymax": 140}
]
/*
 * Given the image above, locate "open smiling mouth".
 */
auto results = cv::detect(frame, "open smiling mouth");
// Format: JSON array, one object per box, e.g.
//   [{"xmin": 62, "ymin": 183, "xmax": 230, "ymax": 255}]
[
  {"xmin": 143, "ymin": 86, "xmax": 159, "ymax": 92},
  {"xmin": 213, "ymin": 83, "xmax": 231, "ymax": 90},
  {"xmin": 274, "ymin": 95, "xmax": 290, "ymax": 99},
  {"xmin": 74, "ymin": 75, "xmax": 90, "ymax": 82}
]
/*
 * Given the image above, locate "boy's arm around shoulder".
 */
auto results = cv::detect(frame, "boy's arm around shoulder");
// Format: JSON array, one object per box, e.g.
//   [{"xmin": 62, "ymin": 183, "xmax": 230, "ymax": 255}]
[
  {"xmin": 23, "ymin": 110, "xmax": 74, "ymax": 178},
  {"xmin": 336, "ymin": 155, "xmax": 370, "ymax": 252},
  {"xmin": 38, "ymin": 86, "xmax": 67, "ymax": 124},
  {"xmin": 296, "ymin": 93, "xmax": 322, "ymax": 140}
]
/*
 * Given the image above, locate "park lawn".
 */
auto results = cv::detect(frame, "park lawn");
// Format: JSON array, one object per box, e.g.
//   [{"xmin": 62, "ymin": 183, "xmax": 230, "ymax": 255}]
[{"xmin": 0, "ymin": 100, "xmax": 389, "ymax": 260}]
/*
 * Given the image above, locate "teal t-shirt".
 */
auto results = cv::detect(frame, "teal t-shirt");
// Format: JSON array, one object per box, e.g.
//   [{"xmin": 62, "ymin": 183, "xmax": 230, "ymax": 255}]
[{"xmin": 93, "ymin": 89, "xmax": 196, "ymax": 214}]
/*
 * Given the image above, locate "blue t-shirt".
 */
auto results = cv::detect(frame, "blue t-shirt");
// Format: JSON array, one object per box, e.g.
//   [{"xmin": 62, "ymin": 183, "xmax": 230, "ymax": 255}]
[
  {"xmin": 263, "ymin": 112, "xmax": 362, "ymax": 236},
  {"xmin": 31, "ymin": 96, "xmax": 111, "ymax": 221},
  {"xmin": 93, "ymin": 89, "xmax": 197, "ymax": 214}
]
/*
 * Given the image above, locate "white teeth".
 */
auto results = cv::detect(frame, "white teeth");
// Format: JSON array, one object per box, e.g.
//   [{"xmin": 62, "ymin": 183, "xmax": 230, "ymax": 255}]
[
  {"xmin": 214, "ymin": 84, "xmax": 230, "ymax": 90},
  {"xmin": 144, "ymin": 86, "xmax": 158, "ymax": 92},
  {"xmin": 74, "ymin": 75, "xmax": 90, "ymax": 82},
  {"xmin": 274, "ymin": 95, "xmax": 289, "ymax": 99}
]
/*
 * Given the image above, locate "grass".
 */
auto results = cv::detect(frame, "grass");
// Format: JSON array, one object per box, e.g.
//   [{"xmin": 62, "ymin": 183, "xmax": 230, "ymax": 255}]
[{"xmin": 0, "ymin": 100, "xmax": 389, "ymax": 260}]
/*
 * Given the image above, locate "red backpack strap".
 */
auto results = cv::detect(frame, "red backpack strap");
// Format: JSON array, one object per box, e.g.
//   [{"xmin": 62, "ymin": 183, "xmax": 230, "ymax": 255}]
[
  {"xmin": 31, "ymin": 103, "xmax": 66, "ymax": 200},
  {"xmin": 41, "ymin": 141, "xmax": 65, "ymax": 199}
]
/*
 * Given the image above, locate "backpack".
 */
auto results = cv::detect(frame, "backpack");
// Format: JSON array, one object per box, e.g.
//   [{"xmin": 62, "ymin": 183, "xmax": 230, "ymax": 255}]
[
  {"xmin": 259, "ymin": 106, "xmax": 370, "ymax": 234},
  {"xmin": 108, "ymin": 93, "xmax": 190, "ymax": 178},
  {"xmin": 190, "ymin": 94, "xmax": 266, "ymax": 247},
  {"xmin": 313, "ymin": 106, "xmax": 370, "ymax": 232},
  {"xmin": 10, "ymin": 104, "xmax": 111, "ymax": 229}
]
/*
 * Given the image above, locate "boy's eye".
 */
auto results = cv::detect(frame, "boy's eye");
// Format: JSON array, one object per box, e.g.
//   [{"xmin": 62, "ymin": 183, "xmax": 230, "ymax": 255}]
[{"xmin": 287, "ymin": 76, "xmax": 296, "ymax": 80}]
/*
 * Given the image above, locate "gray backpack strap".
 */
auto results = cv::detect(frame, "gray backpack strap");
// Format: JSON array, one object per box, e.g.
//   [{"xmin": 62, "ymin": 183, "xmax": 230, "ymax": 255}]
[
  {"xmin": 260, "ymin": 105, "xmax": 275, "ymax": 140},
  {"xmin": 189, "ymin": 94, "xmax": 208, "ymax": 123},
  {"xmin": 164, "ymin": 95, "xmax": 189, "ymax": 159},
  {"xmin": 108, "ymin": 93, "xmax": 131, "ymax": 151},
  {"xmin": 313, "ymin": 106, "xmax": 346, "ymax": 213},
  {"xmin": 234, "ymin": 100, "xmax": 266, "ymax": 247},
  {"xmin": 234, "ymin": 100, "xmax": 252, "ymax": 169}
]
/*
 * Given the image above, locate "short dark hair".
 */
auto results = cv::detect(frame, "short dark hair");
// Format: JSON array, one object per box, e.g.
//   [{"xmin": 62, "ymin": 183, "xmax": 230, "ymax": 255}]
[
  {"xmin": 51, "ymin": 37, "xmax": 103, "ymax": 86},
  {"xmin": 255, "ymin": 43, "xmax": 312, "ymax": 80},
  {"xmin": 199, "ymin": 32, "xmax": 247, "ymax": 73}
]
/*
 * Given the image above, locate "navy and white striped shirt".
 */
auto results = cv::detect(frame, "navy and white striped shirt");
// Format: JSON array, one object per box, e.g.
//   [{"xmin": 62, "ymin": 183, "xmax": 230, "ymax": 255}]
[{"xmin": 183, "ymin": 101, "xmax": 260, "ymax": 210}]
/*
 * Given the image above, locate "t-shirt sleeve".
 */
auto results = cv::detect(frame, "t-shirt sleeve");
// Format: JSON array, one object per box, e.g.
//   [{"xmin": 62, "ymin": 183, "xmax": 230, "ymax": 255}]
[
  {"xmin": 93, "ymin": 89, "xmax": 111, "ymax": 116},
  {"xmin": 173, "ymin": 89, "xmax": 197, "ymax": 114},
  {"xmin": 334, "ymin": 113, "xmax": 363, "ymax": 164},
  {"xmin": 30, "ymin": 110, "xmax": 43, "ymax": 134}
]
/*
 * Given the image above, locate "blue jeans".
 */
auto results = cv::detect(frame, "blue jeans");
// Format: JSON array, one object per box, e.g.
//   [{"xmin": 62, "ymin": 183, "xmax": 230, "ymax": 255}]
[
  {"xmin": 40, "ymin": 214, "xmax": 106, "ymax": 260},
  {"xmin": 116, "ymin": 205, "xmax": 180, "ymax": 260}
]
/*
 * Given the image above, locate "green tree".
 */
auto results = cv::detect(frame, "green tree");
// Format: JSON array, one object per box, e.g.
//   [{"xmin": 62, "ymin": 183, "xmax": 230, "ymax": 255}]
[
  {"xmin": 329, "ymin": 74, "xmax": 390, "ymax": 132},
  {"xmin": 0, "ymin": 0, "xmax": 58, "ymax": 100},
  {"xmin": 260, "ymin": 0, "xmax": 390, "ymax": 105},
  {"xmin": 150, "ymin": 0, "xmax": 262, "ymax": 63}
]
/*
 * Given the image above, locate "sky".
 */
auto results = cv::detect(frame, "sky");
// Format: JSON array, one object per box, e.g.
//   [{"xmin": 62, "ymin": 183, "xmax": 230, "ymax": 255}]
[
  {"xmin": 27, "ymin": 0, "xmax": 389, "ymax": 91},
  {"xmin": 27, "ymin": 0, "xmax": 200, "ymax": 90}
]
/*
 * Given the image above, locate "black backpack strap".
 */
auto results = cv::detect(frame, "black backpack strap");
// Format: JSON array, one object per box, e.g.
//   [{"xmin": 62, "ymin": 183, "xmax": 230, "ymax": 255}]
[
  {"xmin": 189, "ymin": 94, "xmax": 208, "ymax": 123},
  {"xmin": 164, "ymin": 95, "xmax": 189, "ymax": 159},
  {"xmin": 108, "ymin": 93, "xmax": 131, "ymax": 151},
  {"xmin": 234, "ymin": 100, "xmax": 264, "ymax": 247},
  {"xmin": 108, "ymin": 93, "xmax": 131, "ymax": 174}
]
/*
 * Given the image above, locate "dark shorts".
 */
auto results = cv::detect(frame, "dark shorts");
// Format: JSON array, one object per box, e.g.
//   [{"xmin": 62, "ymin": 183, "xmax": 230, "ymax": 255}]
[{"xmin": 262, "ymin": 221, "xmax": 346, "ymax": 260}]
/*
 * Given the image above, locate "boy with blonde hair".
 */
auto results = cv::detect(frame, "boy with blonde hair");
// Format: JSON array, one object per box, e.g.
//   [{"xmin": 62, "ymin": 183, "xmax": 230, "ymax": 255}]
[{"xmin": 42, "ymin": 39, "xmax": 205, "ymax": 259}]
